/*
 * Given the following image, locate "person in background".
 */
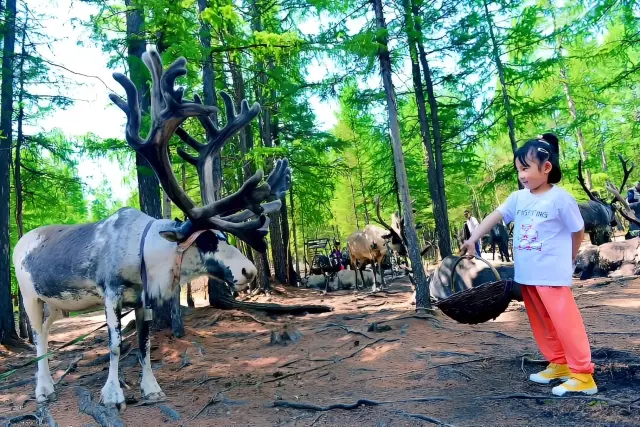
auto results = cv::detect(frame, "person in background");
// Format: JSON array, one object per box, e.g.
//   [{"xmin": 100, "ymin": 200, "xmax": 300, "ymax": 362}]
[
  {"xmin": 626, "ymin": 181, "xmax": 640, "ymax": 239},
  {"xmin": 464, "ymin": 209, "xmax": 481, "ymax": 257}
]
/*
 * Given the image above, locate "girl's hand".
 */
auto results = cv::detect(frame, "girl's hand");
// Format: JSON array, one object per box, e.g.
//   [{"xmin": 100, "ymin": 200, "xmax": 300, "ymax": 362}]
[{"xmin": 460, "ymin": 240, "xmax": 477, "ymax": 257}]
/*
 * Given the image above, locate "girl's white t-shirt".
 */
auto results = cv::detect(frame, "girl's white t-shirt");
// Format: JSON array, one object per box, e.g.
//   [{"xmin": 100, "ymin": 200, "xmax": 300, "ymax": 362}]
[{"xmin": 497, "ymin": 185, "xmax": 584, "ymax": 286}]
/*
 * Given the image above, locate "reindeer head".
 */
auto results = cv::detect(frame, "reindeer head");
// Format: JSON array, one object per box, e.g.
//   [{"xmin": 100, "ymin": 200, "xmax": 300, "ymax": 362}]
[
  {"xmin": 110, "ymin": 46, "xmax": 290, "ymax": 290},
  {"xmin": 578, "ymin": 154, "xmax": 640, "ymax": 231},
  {"xmin": 375, "ymin": 196, "xmax": 408, "ymax": 256}
]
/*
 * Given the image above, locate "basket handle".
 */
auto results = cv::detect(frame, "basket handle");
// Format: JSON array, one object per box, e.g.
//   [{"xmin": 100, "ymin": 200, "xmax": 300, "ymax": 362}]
[{"xmin": 449, "ymin": 255, "xmax": 502, "ymax": 292}]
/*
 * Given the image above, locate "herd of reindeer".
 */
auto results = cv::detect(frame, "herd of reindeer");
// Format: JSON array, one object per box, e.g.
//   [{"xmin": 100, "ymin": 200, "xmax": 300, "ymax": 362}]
[
  {"xmin": 7, "ymin": 45, "xmax": 640, "ymax": 413},
  {"xmin": 306, "ymin": 154, "xmax": 640, "ymax": 292}
]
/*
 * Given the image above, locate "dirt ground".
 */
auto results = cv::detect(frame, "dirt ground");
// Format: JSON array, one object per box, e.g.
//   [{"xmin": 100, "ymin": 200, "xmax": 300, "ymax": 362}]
[{"xmin": 1, "ymin": 272, "xmax": 639, "ymax": 427}]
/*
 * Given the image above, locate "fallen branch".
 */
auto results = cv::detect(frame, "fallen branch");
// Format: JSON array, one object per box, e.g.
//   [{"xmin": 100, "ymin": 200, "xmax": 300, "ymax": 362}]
[
  {"xmin": 212, "ymin": 295, "xmax": 333, "ymax": 314},
  {"xmin": 391, "ymin": 410, "xmax": 455, "ymax": 426},
  {"xmin": 376, "ymin": 313, "xmax": 440, "ymax": 325},
  {"xmin": 231, "ymin": 312, "xmax": 268, "ymax": 325},
  {"xmin": 192, "ymin": 385, "xmax": 235, "ymax": 420},
  {"xmin": 264, "ymin": 338, "xmax": 388, "ymax": 384},
  {"xmin": 271, "ymin": 396, "xmax": 451, "ymax": 411},
  {"xmin": 356, "ymin": 301, "xmax": 387, "ymax": 308},
  {"xmin": 55, "ymin": 355, "xmax": 83, "ymax": 385},
  {"xmin": 0, "ymin": 377, "xmax": 33, "ymax": 391},
  {"xmin": 317, "ymin": 323, "xmax": 373, "ymax": 339},
  {"xmin": 75, "ymin": 386, "xmax": 124, "ymax": 427}
]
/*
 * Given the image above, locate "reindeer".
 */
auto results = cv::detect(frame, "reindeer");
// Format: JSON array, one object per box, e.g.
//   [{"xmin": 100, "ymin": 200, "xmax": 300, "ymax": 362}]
[
  {"xmin": 346, "ymin": 197, "xmax": 407, "ymax": 291},
  {"xmin": 12, "ymin": 46, "xmax": 291, "ymax": 411},
  {"xmin": 577, "ymin": 155, "xmax": 636, "ymax": 245}
]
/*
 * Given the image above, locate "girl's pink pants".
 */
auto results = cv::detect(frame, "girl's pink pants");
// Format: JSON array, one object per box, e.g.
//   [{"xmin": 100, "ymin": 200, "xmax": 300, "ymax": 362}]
[{"xmin": 521, "ymin": 285, "xmax": 594, "ymax": 374}]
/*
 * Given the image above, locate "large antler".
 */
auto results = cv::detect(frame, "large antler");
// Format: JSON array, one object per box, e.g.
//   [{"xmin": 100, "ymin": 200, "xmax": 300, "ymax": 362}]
[
  {"xmin": 605, "ymin": 181, "xmax": 640, "ymax": 228},
  {"xmin": 110, "ymin": 45, "xmax": 218, "ymax": 217},
  {"xmin": 610, "ymin": 154, "xmax": 635, "ymax": 205},
  {"xmin": 175, "ymin": 91, "xmax": 261, "ymax": 204},
  {"xmin": 375, "ymin": 195, "xmax": 395, "ymax": 232},
  {"xmin": 577, "ymin": 160, "xmax": 603, "ymax": 204},
  {"xmin": 110, "ymin": 45, "xmax": 291, "ymax": 252}
]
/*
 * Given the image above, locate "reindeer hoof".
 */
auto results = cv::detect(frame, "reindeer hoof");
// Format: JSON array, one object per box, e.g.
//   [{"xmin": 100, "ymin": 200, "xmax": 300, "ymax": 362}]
[
  {"xmin": 144, "ymin": 391, "xmax": 166, "ymax": 403},
  {"xmin": 36, "ymin": 391, "xmax": 57, "ymax": 404},
  {"xmin": 101, "ymin": 381, "xmax": 126, "ymax": 413},
  {"xmin": 36, "ymin": 381, "xmax": 56, "ymax": 403}
]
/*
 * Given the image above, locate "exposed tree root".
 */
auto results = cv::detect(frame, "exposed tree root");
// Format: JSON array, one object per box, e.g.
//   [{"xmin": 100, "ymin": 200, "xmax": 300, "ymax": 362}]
[
  {"xmin": 0, "ymin": 377, "xmax": 33, "ymax": 391},
  {"xmin": 75, "ymin": 386, "xmax": 124, "ymax": 427},
  {"xmin": 271, "ymin": 396, "xmax": 451, "ymax": 411},
  {"xmin": 54, "ymin": 355, "xmax": 83, "ymax": 385},
  {"xmin": 212, "ymin": 294, "xmax": 332, "ymax": 315},
  {"xmin": 192, "ymin": 385, "xmax": 236, "ymax": 420},
  {"xmin": 391, "ymin": 410, "xmax": 456, "ymax": 426},
  {"xmin": 316, "ymin": 323, "xmax": 373, "ymax": 339}
]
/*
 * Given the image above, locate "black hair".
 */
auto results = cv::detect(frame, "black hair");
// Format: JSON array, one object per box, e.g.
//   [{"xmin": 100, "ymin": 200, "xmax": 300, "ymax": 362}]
[{"xmin": 514, "ymin": 133, "xmax": 562, "ymax": 184}]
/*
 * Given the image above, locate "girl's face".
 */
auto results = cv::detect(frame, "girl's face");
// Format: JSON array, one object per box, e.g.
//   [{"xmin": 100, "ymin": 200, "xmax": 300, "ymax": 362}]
[{"xmin": 515, "ymin": 153, "xmax": 552, "ymax": 191}]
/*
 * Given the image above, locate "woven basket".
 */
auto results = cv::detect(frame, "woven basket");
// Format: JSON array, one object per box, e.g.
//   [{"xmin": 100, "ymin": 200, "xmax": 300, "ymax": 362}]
[{"xmin": 435, "ymin": 256, "xmax": 513, "ymax": 325}]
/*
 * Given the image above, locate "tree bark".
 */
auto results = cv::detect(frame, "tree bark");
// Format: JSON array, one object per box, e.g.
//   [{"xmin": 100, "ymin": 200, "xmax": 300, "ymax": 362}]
[
  {"xmin": 0, "ymin": 0, "xmax": 17, "ymax": 344},
  {"xmin": 125, "ymin": 0, "xmax": 173, "ymax": 331},
  {"xmin": 409, "ymin": 0, "xmax": 452, "ymax": 258},
  {"xmin": 347, "ymin": 173, "xmax": 360, "ymax": 229},
  {"xmin": 482, "ymin": 0, "xmax": 521, "ymax": 189},
  {"xmin": 371, "ymin": 0, "xmax": 432, "ymax": 310},
  {"xmin": 228, "ymin": 53, "xmax": 270, "ymax": 291},
  {"xmin": 181, "ymin": 164, "xmax": 195, "ymax": 307},
  {"xmin": 197, "ymin": 0, "xmax": 222, "ymax": 202},
  {"xmin": 290, "ymin": 184, "xmax": 300, "ymax": 284},
  {"xmin": 15, "ymin": 17, "xmax": 32, "ymax": 342}
]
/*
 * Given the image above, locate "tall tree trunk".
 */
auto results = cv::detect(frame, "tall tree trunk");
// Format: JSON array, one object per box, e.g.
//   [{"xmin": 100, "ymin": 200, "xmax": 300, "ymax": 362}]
[
  {"xmin": 353, "ymin": 142, "xmax": 370, "ymax": 225},
  {"xmin": 482, "ymin": 0, "xmax": 521, "ymax": 189},
  {"xmin": 15, "ymin": 17, "xmax": 31, "ymax": 342},
  {"xmin": 181, "ymin": 164, "xmax": 195, "ymax": 308},
  {"xmin": 249, "ymin": 1, "xmax": 285, "ymax": 286},
  {"xmin": 0, "ymin": 0, "xmax": 17, "ymax": 344},
  {"xmin": 290, "ymin": 184, "xmax": 300, "ymax": 284},
  {"xmin": 347, "ymin": 173, "xmax": 360, "ymax": 229},
  {"xmin": 280, "ymin": 197, "xmax": 296, "ymax": 286},
  {"xmin": 560, "ymin": 68, "xmax": 591, "ymax": 187},
  {"xmin": 372, "ymin": 0, "xmax": 432, "ymax": 311},
  {"xmin": 162, "ymin": 190, "xmax": 171, "ymax": 219},
  {"xmin": 229, "ymin": 53, "xmax": 270, "ymax": 291},
  {"xmin": 126, "ymin": 0, "xmax": 174, "ymax": 332},
  {"xmin": 409, "ymin": 0, "xmax": 452, "ymax": 258}
]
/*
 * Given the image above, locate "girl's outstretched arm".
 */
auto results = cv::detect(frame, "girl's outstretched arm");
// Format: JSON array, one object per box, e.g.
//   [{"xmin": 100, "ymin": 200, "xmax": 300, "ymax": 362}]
[
  {"xmin": 460, "ymin": 210, "xmax": 504, "ymax": 256},
  {"xmin": 572, "ymin": 227, "xmax": 585, "ymax": 260}
]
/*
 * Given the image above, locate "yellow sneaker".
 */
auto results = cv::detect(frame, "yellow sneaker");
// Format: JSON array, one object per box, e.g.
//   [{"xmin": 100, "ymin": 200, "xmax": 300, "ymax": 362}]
[
  {"xmin": 529, "ymin": 363, "xmax": 571, "ymax": 384},
  {"xmin": 552, "ymin": 373, "xmax": 598, "ymax": 396}
]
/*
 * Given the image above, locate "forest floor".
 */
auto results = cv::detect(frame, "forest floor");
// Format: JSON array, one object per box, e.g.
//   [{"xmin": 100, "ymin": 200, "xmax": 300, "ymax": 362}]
[{"xmin": 1, "ymin": 271, "xmax": 639, "ymax": 426}]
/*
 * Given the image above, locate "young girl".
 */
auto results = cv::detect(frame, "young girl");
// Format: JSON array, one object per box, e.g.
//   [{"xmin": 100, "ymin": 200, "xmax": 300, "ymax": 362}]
[{"xmin": 461, "ymin": 133, "xmax": 597, "ymax": 396}]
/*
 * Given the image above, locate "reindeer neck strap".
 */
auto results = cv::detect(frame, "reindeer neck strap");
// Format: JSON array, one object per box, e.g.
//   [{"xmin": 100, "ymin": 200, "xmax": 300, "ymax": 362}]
[
  {"xmin": 140, "ymin": 221, "xmax": 155, "ymax": 322},
  {"xmin": 172, "ymin": 230, "xmax": 207, "ymax": 288}
]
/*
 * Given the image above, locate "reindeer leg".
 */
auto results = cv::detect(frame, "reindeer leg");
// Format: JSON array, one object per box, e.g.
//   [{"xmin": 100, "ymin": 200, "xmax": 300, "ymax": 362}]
[
  {"xmin": 101, "ymin": 292, "xmax": 126, "ymax": 412},
  {"xmin": 28, "ymin": 301, "xmax": 61, "ymax": 403},
  {"xmin": 136, "ymin": 307, "xmax": 165, "ymax": 403}
]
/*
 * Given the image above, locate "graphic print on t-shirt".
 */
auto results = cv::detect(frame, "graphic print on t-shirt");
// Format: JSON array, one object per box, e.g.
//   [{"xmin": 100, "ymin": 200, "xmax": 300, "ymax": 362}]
[{"xmin": 516, "ymin": 223, "xmax": 542, "ymax": 251}]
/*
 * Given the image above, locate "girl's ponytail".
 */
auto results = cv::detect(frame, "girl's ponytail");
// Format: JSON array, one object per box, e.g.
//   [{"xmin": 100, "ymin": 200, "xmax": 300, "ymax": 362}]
[
  {"xmin": 538, "ymin": 133, "xmax": 559, "ymax": 154},
  {"xmin": 515, "ymin": 133, "xmax": 563, "ymax": 184}
]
